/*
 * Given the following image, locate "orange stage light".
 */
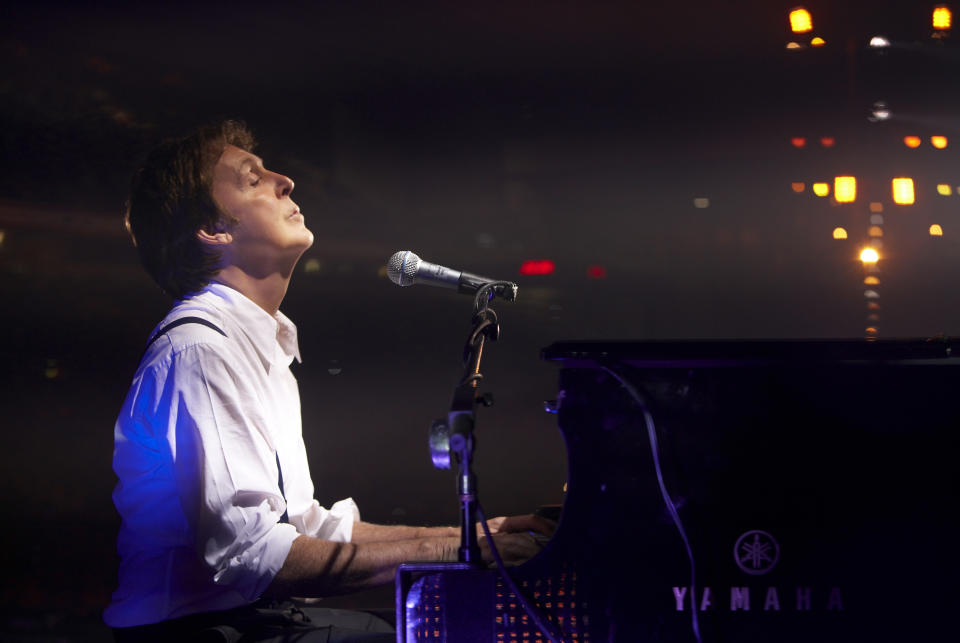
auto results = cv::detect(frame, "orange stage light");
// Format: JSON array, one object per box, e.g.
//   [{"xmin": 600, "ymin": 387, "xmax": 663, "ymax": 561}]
[
  {"xmin": 933, "ymin": 6, "xmax": 952, "ymax": 30},
  {"xmin": 790, "ymin": 8, "xmax": 813, "ymax": 33},
  {"xmin": 834, "ymin": 176, "xmax": 856, "ymax": 203},
  {"xmin": 903, "ymin": 136, "xmax": 922, "ymax": 148},
  {"xmin": 892, "ymin": 178, "xmax": 915, "ymax": 204}
]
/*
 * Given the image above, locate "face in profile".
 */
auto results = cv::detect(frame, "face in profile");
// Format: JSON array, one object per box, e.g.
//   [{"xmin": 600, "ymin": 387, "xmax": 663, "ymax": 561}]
[{"xmin": 209, "ymin": 144, "xmax": 314, "ymax": 270}]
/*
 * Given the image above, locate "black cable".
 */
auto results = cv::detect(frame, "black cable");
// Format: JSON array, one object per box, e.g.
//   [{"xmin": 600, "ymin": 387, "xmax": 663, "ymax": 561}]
[{"xmin": 600, "ymin": 364, "xmax": 702, "ymax": 643}]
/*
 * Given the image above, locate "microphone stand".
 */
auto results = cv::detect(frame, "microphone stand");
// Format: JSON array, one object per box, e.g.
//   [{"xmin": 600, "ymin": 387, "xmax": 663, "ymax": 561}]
[
  {"xmin": 396, "ymin": 281, "xmax": 523, "ymax": 637},
  {"xmin": 447, "ymin": 303, "xmax": 500, "ymax": 564}
]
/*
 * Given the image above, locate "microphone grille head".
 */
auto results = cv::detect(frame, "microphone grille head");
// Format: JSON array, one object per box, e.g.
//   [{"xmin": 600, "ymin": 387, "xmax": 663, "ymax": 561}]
[{"xmin": 386, "ymin": 250, "xmax": 420, "ymax": 286}]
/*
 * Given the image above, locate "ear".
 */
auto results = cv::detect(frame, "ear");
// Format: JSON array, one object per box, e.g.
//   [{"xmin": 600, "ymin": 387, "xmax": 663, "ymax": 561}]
[{"xmin": 196, "ymin": 227, "xmax": 232, "ymax": 246}]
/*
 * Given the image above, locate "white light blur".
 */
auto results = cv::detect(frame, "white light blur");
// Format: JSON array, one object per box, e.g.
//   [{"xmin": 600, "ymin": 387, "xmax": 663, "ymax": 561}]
[
  {"xmin": 869, "ymin": 36, "xmax": 890, "ymax": 48},
  {"xmin": 869, "ymin": 101, "xmax": 891, "ymax": 121}
]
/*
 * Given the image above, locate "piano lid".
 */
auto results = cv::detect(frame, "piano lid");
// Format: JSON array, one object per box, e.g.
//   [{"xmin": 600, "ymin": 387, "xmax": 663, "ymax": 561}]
[{"xmin": 541, "ymin": 338, "xmax": 959, "ymax": 366}]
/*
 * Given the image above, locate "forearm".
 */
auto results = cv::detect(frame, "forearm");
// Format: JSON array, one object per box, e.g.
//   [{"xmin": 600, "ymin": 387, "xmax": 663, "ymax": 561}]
[
  {"xmin": 350, "ymin": 520, "xmax": 457, "ymax": 543},
  {"xmin": 266, "ymin": 533, "xmax": 458, "ymax": 598}
]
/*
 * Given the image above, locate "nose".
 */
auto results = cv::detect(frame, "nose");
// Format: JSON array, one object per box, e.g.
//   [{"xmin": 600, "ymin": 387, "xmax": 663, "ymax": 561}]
[{"xmin": 274, "ymin": 172, "xmax": 294, "ymax": 198}]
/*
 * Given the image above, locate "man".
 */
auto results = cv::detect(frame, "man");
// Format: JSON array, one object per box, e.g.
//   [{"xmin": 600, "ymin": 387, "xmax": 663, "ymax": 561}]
[{"xmin": 106, "ymin": 121, "xmax": 549, "ymax": 641}]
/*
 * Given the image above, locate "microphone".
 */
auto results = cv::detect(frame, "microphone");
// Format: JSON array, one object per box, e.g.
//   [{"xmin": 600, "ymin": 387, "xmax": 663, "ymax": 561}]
[{"xmin": 386, "ymin": 250, "xmax": 518, "ymax": 301}]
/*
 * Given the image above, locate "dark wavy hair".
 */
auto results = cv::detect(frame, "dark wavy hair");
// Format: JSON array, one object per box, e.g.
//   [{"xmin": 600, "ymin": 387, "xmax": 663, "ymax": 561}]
[{"xmin": 125, "ymin": 120, "xmax": 256, "ymax": 299}]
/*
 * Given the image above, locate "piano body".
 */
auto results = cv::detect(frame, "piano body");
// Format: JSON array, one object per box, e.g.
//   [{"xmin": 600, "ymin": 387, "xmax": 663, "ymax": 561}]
[{"xmin": 397, "ymin": 340, "xmax": 959, "ymax": 642}]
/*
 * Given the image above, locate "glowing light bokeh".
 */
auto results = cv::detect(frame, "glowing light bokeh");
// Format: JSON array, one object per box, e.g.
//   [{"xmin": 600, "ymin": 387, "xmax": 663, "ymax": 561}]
[
  {"xmin": 933, "ymin": 6, "xmax": 952, "ymax": 30},
  {"xmin": 870, "ymin": 102, "xmax": 891, "ymax": 121},
  {"xmin": 868, "ymin": 226, "xmax": 884, "ymax": 237},
  {"xmin": 520, "ymin": 260, "xmax": 555, "ymax": 275},
  {"xmin": 810, "ymin": 37, "xmax": 825, "ymax": 47},
  {"xmin": 931, "ymin": 136, "xmax": 948, "ymax": 149},
  {"xmin": 859, "ymin": 248, "xmax": 880, "ymax": 264},
  {"xmin": 832, "ymin": 227, "xmax": 847, "ymax": 239},
  {"xmin": 864, "ymin": 276, "xmax": 880, "ymax": 285},
  {"xmin": 812, "ymin": 182, "xmax": 830, "ymax": 197},
  {"xmin": 791, "ymin": 182, "xmax": 805, "ymax": 193},
  {"xmin": 891, "ymin": 178, "xmax": 915, "ymax": 204},
  {"xmin": 937, "ymin": 184, "xmax": 952, "ymax": 196},
  {"xmin": 790, "ymin": 8, "xmax": 813, "ymax": 33},
  {"xmin": 929, "ymin": 224, "xmax": 944, "ymax": 236},
  {"xmin": 791, "ymin": 137, "xmax": 806, "ymax": 148},
  {"xmin": 834, "ymin": 176, "xmax": 856, "ymax": 203},
  {"xmin": 903, "ymin": 136, "xmax": 922, "ymax": 148},
  {"xmin": 820, "ymin": 137, "xmax": 836, "ymax": 148}
]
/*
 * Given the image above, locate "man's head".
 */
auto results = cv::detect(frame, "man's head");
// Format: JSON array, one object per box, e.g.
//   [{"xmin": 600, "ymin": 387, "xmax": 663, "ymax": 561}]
[{"xmin": 126, "ymin": 120, "xmax": 312, "ymax": 299}]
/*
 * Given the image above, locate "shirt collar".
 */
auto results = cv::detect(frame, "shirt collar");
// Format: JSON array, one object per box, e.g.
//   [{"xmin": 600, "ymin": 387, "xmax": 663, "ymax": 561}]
[{"xmin": 202, "ymin": 282, "xmax": 302, "ymax": 369}]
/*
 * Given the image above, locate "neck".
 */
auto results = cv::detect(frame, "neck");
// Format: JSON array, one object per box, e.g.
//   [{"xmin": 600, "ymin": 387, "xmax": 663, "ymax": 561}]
[{"xmin": 212, "ymin": 265, "xmax": 293, "ymax": 316}]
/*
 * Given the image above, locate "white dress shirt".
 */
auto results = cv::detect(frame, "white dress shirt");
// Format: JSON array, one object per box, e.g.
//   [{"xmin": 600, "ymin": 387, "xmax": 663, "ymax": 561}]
[{"xmin": 105, "ymin": 282, "xmax": 359, "ymax": 628}]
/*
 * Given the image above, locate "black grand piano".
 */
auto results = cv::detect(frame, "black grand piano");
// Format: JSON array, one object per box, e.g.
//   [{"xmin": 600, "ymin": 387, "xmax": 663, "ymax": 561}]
[{"xmin": 397, "ymin": 340, "xmax": 959, "ymax": 642}]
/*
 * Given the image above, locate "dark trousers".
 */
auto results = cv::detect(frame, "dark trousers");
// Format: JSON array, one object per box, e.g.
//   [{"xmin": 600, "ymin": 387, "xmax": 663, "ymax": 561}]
[{"xmin": 112, "ymin": 600, "xmax": 395, "ymax": 642}]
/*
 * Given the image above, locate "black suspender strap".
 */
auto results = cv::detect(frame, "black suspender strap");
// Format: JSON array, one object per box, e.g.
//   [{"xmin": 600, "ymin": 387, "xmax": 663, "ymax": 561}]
[
  {"xmin": 144, "ymin": 316, "xmax": 227, "ymax": 354},
  {"xmin": 276, "ymin": 452, "xmax": 289, "ymax": 524}
]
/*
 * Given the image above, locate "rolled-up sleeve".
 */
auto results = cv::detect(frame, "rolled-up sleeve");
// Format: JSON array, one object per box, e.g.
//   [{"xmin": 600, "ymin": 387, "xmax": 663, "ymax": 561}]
[{"xmin": 294, "ymin": 497, "xmax": 361, "ymax": 543}]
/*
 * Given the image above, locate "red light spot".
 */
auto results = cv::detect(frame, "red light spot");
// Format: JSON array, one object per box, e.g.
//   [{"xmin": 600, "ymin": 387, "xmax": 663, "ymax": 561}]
[
  {"xmin": 820, "ymin": 137, "xmax": 836, "ymax": 148},
  {"xmin": 519, "ymin": 260, "xmax": 555, "ymax": 275},
  {"xmin": 791, "ymin": 137, "xmax": 806, "ymax": 148},
  {"xmin": 586, "ymin": 265, "xmax": 607, "ymax": 279}
]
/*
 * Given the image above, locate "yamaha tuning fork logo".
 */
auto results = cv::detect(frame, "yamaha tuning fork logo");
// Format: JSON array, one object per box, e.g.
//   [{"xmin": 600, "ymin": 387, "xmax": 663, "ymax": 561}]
[{"xmin": 734, "ymin": 529, "xmax": 780, "ymax": 575}]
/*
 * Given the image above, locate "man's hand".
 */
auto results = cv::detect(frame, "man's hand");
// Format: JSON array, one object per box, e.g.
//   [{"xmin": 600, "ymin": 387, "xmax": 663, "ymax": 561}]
[
  {"xmin": 475, "ymin": 514, "xmax": 557, "ymax": 567},
  {"xmin": 480, "ymin": 514, "xmax": 557, "ymax": 539},
  {"xmin": 479, "ymin": 531, "xmax": 542, "ymax": 567}
]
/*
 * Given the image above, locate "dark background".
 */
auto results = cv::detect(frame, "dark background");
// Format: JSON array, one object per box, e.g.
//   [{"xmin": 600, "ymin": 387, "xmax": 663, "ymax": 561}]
[{"xmin": 1, "ymin": 1, "xmax": 958, "ymax": 639}]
